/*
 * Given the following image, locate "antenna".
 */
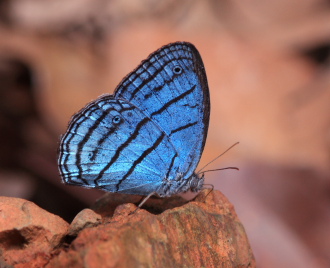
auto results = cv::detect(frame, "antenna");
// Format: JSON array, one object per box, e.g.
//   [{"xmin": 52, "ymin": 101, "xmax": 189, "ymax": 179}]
[
  {"xmin": 197, "ymin": 142, "xmax": 239, "ymax": 174},
  {"xmin": 198, "ymin": 167, "xmax": 239, "ymax": 175}
]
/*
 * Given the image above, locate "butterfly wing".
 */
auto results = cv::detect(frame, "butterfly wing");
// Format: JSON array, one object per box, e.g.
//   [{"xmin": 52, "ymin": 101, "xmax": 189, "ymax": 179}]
[
  {"xmin": 58, "ymin": 95, "xmax": 178, "ymax": 195},
  {"xmin": 59, "ymin": 42, "xmax": 210, "ymax": 196},
  {"xmin": 115, "ymin": 42, "xmax": 210, "ymax": 181}
]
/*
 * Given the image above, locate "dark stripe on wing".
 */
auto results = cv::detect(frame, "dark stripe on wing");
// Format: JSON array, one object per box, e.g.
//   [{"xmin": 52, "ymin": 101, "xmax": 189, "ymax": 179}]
[
  {"xmin": 165, "ymin": 152, "xmax": 178, "ymax": 179},
  {"xmin": 128, "ymin": 56, "xmax": 192, "ymax": 101},
  {"xmin": 170, "ymin": 121, "xmax": 198, "ymax": 136},
  {"xmin": 89, "ymin": 105, "xmax": 136, "ymax": 161},
  {"xmin": 75, "ymin": 107, "xmax": 113, "ymax": 184},
  {"xmin": 151, "ymin": 85, "xmax": 196, "ymax": 117},
  {"xmin": 60, "ymin": 105, "xmax": 101, "ymax": 184},
  {"xmin": 116, "ymin": 55, "xmax": 192, "ymax": 100},
  {"xmin": 94, "ymin": 116, "xmax": 151, "ymax": 184},
  {"xmin": 115, "ymin": 132, "xmax": 165, "ymax": 191},
  {"xmin": 90, "ymin": 125, "xmax": 117, "ymax": 161}
]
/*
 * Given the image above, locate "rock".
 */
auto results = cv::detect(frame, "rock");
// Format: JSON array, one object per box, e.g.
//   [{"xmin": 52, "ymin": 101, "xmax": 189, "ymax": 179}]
[
  {"xmin": 0, "ymin": 196, "xmax": 69, "ymax": 268},
  {"xmin": 67, "ymin": 209, "xmax": 101, "ymax": 237},
  {"xmin": 91, "ymin": 192, "xmax": 189, "ymax": 218},
  {"xmin": 47, "ymin": 190, "xmax": 255, "ymax": 268}
]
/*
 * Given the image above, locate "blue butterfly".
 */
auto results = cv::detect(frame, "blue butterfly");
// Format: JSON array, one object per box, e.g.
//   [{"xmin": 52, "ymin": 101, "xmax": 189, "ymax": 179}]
[{"xmin": 58, "ymin": 42, "xmax": 210, "ymax": 199}]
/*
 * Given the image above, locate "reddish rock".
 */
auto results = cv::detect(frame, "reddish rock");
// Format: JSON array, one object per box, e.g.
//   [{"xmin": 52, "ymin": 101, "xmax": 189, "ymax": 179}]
[
  {"xmin": 0, "ymin": 197, "xmax": 69, "ymax": 268},
  {"xmin": 68, "ymin": 208, "xmax": 101, "ymax": 237},
  {"xmin": 47, "ymin": 190, "xmax": 255, "ymax": 268},
  {"xmin": 91, "ymin": 191, "xmax": 189, "ymax": 218}
]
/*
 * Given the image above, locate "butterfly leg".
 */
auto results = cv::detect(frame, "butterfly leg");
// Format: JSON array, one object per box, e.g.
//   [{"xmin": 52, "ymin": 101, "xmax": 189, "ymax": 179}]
[
  {"xmin": 200, "ymin": 183, "xmax": 214, "ymax": 201},
  {"xmin": 129, "ymin": 191, "xmax": 157, "ymax": 215}
]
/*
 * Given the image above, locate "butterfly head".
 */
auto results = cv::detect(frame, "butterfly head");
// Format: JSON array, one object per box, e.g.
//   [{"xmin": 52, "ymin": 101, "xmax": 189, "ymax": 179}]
[{"xmin": 189, "ymin": 172, "xmax": 205, "ymax": 193}]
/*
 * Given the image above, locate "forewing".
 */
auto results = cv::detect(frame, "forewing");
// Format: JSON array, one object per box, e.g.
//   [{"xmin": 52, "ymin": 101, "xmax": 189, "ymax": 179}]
[{"xmin": 114, "ymin": 42, "xmax": 210, "ymax": 179}]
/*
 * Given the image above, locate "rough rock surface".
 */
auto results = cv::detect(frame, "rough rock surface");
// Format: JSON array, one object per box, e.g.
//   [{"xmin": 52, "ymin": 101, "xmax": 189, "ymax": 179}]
[
  {"xmin": 67, "ymin": 208, "xmax": 102, "ymax": 237},
  {"xmin": 47, "ymin": 190, "xmax": 255, "ymax": 268},
  {"xmin": 91, "ymin": 191, "xmax": 189, "ymax": 218},
  {"xmin": 0, "ymin": 196, "xmax": 69, "ymax": 268}
]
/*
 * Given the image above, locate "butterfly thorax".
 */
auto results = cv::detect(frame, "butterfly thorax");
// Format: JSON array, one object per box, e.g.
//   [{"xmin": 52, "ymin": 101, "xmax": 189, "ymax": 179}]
[{"xmin": 157, "ymin": 172, "xmax": 204, "ymax": 197}]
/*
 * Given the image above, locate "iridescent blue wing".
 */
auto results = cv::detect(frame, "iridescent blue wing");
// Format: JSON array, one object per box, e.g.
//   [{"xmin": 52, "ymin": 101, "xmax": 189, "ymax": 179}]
[
  {"xmin": 58, "ymin": 95, "xmax": 177, "ymax": 195},
  {"xmin": 58, "ymin": 42, "xmax": 210, "ymax": 196},
  {"xmin": 115, "ymin": 42, "xmax": 210, "ymax": 185}
]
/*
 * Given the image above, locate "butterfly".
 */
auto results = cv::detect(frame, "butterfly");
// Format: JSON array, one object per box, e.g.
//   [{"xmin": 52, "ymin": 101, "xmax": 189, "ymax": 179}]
[{"xmin": 58, "ymin": 42, "xmax": 210, "ymax": 199}]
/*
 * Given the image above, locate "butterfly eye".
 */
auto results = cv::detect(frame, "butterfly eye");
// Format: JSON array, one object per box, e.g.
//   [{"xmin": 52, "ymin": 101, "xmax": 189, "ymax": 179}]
[
  {"xmin": 173, "ymin": 66, "xmax": 183, "ymax": 74},
  {"xmin": 112, "ymin": 115, "xmax": 122, "ymax": 124}
]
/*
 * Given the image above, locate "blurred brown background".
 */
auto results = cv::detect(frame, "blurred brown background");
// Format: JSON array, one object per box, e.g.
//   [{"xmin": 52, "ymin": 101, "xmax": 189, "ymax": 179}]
[{"xmin": 1, "ymin": 0, "xmax": 330, "ymax": 267}]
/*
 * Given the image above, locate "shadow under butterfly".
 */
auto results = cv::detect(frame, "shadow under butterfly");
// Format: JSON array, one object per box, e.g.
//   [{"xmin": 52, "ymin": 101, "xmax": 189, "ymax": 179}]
[{"xmin": 58, "ymin": 42, "xmax": 210, "ymax": 208}]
